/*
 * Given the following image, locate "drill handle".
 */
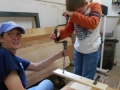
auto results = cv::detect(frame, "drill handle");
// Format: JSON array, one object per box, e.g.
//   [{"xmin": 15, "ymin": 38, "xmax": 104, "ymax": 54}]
[
  {"xmin": 93, "ymin": 75, "xmax": 100, "ymax": 85},
  {"xmin": 54, "ymin": 26, "xmax": 58, "ymax": 43},
  {"xmin": 63, "ymin": 40, "xmax": 67, "ymax": 50}
]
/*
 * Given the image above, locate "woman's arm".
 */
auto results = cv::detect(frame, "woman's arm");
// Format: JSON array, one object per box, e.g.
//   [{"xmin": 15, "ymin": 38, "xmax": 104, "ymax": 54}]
[
  {"xmin": 26, "ymin": 49, "xmax": 67, "ymax": 71},
  {"xmin": 4, "ymin": 70, "xmax": 25, "ymax": 90}
]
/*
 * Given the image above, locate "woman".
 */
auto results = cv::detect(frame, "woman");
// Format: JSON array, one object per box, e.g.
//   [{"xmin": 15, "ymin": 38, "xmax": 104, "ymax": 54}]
[{"xmin": 0, "ymin": 21, "xmax": 68, "ymax": 90}]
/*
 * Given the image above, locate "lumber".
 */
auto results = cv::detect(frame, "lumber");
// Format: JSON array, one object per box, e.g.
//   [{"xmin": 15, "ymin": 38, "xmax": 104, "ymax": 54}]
[
  {"xmin": 61, "ymin": 81, "xmax": 115, "ymax": 90},
  {"xmin": 53, "ymin": 69, "xmax": 108, "ymax": 90},
  {"xmin": 70, "ymin": 82, "xmax": 92, "ymax": 90},
  {"xmin": 18, "ymin": 38, "xmax": 72, "ymax": 55},
  {"xmin": 22, "ymin": 26, "xmax": 64, "ymax": 38}
]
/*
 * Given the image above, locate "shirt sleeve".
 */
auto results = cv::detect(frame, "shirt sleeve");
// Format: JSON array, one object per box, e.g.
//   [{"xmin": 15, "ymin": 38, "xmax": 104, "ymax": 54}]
[
  {"xmin": 0, "ymin": 51, "xmax": 19, "ymax": 83},
  {"xmin": 16, "ymin": 57, "xmax": 30, "ymax": 70},
  {"xmin": 56, "ymin": 20, "xmax": 74, "ymax": 41}
]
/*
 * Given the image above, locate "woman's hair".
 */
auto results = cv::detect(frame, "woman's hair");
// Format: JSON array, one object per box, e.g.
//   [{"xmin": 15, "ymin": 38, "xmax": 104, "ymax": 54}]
[
  {"xmin": 0, "ymin": 33, "xmax": 4, "ymax": 47},
  {"xmin": 66, "ymin": 0, "xmax": 85, "ymax": 11},
  {"xmin": 0, "ymin": 42, "xmax": 2, "ymax": 47}
]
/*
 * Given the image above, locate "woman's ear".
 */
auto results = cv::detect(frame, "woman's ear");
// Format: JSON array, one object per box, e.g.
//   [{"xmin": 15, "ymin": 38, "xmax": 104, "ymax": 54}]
[
  {"xmin": 0, "ymin": 36, "xmax": 3, "ymax": 43},
  {"xmin": 0, "ymin": 37, "xmax": 3, "ymax": 47},
  {"xmin": 0, "ymin": 36, "xmax": 2, "ymax": 41}
]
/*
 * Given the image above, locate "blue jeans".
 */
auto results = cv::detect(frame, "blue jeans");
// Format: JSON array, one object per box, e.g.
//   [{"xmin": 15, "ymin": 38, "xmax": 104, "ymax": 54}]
[
  {"xmin": 28, "ymin": 79, "xmax": 54, "ymax": 90},
  {"xmin": 74, "ymin": 48, "xmax": 101, "ymax": 80}
]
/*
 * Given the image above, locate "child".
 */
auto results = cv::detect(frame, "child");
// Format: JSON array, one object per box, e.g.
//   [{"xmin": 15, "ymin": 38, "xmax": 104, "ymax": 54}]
[{"xmin": 50, "ymin": 0, "xmax": 102, "ymax": 80}]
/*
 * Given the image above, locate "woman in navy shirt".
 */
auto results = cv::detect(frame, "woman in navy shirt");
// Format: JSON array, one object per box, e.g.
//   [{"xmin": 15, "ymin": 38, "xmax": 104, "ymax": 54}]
[{"xmin": 0, "ymin": 21, "xmax": 67, "ymax": 90}]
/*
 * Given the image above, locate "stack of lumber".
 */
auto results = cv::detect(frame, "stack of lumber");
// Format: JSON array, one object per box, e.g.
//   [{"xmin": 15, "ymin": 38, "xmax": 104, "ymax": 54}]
[{"xmin": 16, "ymin": 26, "xmax": 74, "ymax": 88}]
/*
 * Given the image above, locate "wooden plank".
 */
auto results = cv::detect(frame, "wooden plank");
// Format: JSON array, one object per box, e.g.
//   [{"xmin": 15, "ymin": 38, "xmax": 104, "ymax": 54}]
[
  {"xmin": 17, "ymin": 42, "xmax": 72, "ymax": 61},
  {"xmin": 21, "ymin": 37, "xmax": 52, "ymax": 49},
  {"xmin": 23, "ymin": 26, "xmax": 65, "ymax": 38},
  {"xmin": 18, "ymin": 38, "xmax": 72, "ymax": 55},
  {"xmin": 22, "ymin": 34, "xmax": 51, "ymax": 43},
  {"xmin": 53, "ymin": 69, "xmax": 108, "ymax": 90},
  {"xmin": 37, "ymin": 0, "xmax": 66, "ymax": 4},
  {"xmin": 17, "ymin": 38, "xmax": 73, "ymax": 62},
  {"xmin": 61, "ymin": 81, "xmax": 115, "ymax": 90},
  {"xmin": 21, "ymin": 34, "xmax": 72, "ymax": 49},
  {"xmin": 70, "ymin": 82, "xmax": 92, "ymax": 90},
  {"xmin": 26, "ymin": 57, "xmax": 70, "ymax": 88}
]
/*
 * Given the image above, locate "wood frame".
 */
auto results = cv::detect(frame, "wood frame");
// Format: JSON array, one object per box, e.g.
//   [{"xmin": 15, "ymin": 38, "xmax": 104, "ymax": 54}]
[
  {"xmin": 0, "ymin": 11, "xmax": 40, "ymax": 28},
  {"xmin": 36, "ymin": 0, "xmax": 66, "ymax": 4},
  {"xmin": 53, "ymin": 69, "xmax": 108, "ymax": 90},
  {"xmin": 61, "ymin": 81, "xmax": 115, "ymax": 90}
]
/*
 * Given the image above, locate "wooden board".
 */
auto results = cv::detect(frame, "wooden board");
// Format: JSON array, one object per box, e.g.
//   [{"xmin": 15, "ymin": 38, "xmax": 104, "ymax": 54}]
[
  {"xmin": 70, "ymin": 82, "xmax": 92, "ymax": 90},
  {"xmin": 53, "ymin": 69, "xmax": 108, "ymax": 90},
  {"xmin": 22, "ymin": 26, "xmax": 65, "ymax": 38},
  {"xmin": 61, "ymin": 81, "xmax": 115, "ymax": 90}
]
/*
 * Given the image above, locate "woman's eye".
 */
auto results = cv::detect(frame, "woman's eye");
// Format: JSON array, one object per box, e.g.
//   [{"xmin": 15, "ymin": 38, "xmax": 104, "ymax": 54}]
[
  {"xmin": 7, "ymin": 33, "xmax": 12, "ymax": 35},
  {"xmin": 17, "ymin": 33, "xmax": 21, "ymax": 36}
]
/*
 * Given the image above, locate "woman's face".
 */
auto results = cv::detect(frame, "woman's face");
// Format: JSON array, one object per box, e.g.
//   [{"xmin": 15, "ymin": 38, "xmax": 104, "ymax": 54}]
[{"xmin": 1, "ymin": 28, "xmax": 22, "ymax": 53}]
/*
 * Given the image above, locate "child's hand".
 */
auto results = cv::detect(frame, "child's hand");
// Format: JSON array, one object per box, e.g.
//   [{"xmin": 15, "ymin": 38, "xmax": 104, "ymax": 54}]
[
  {"xmin": 49, "ymin": 31, "xmax": 60, "ymax": 40},
  {"xmin": 49, "ymin": 32, "xmax": 60, "ymax": 39},
  {"xmin": 62, "ymin": 10, "xmax": 73, "ymax": 17}
]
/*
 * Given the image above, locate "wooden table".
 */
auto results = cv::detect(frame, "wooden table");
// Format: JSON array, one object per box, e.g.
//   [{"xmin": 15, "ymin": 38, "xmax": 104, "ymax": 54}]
[{"xmin": 61, "ymin": 81, "xmax": 115, "ymax": 90}]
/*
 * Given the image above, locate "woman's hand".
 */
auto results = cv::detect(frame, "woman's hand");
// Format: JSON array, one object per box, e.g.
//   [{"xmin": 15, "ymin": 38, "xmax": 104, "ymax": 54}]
[{"xmin": 57, "ymin": 49, "xmax": 68, "ymax": 58}]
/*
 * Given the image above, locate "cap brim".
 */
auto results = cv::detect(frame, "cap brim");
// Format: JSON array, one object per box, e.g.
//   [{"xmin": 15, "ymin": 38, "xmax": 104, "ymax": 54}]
[{"xmin": 4, "ymin": 26, "xmax": 25, "ymax": 34}]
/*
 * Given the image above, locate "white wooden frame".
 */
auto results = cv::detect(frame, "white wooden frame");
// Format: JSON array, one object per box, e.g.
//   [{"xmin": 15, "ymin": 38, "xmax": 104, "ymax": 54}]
[
  {"xmin": 36, "ymin": 0, "xmax": 66, "ymax": 4},
  {"xmin": 53, "ymin": 69, "xmax": 108, "ymax": 90}
]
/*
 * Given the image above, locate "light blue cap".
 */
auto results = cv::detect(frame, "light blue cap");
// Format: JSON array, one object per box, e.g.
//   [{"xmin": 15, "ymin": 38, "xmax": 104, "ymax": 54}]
[{"xmin": 0, "ymin": 21, "xmax": 25, "ymax": 35}]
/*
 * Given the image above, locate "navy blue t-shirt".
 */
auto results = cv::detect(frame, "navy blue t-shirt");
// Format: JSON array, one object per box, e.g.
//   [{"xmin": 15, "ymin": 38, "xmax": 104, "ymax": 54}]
[{"xmin": 0, "ymin": 47, "xmax": 30, "ymax": 90}]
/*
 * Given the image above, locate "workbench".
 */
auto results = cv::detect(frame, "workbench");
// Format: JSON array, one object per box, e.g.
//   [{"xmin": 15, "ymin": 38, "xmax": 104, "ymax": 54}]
[{"xmin": 61, "ymin": 81, "xmax": 115, "ymax": 90}]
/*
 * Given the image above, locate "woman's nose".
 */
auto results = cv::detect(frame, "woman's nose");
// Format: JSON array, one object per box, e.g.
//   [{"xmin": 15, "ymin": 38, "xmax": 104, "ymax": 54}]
[{"xmin": 13, "ymin": 35, "xmax": 19, "ymax": 39}]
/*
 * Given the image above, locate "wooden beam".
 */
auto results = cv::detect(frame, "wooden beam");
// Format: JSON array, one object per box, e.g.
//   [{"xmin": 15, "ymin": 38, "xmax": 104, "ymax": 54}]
[
  {"xmin": 53, "ymin": 69, "xmax": 108, "ymax": 90},
  {"xmin": 61, "ymin": 81, "xmax": 115, "ymax": 90},
  {"xmin": 36, "ymin": 0, "xmax": 66, "ymax": 5},
  {"xmin": 23, "ymin": 26, "xmax": 64, "ymax": 38}
]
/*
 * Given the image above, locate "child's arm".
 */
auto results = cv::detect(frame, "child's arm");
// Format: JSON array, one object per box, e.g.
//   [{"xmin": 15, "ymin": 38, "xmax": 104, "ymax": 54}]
[{"xmin": 70, "ymin": 3, "xmax": 102, "ymax": 30}]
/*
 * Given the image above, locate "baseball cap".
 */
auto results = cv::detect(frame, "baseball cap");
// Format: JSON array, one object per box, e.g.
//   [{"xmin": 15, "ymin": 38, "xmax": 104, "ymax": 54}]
[{"xmin": 0, "ymin": 21, "xmax": 25, "ymax": 35}]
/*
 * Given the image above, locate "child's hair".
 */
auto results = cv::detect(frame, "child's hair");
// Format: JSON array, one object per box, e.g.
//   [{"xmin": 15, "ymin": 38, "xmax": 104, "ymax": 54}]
[
  {"xmin": 0, "ymin": 33, "xmax": 3, "ymax": 47},
  {"xmin": 66, "ymin": 0, "xmax": 85, "ymax": 11}
]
